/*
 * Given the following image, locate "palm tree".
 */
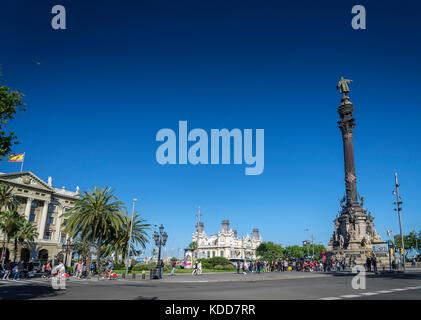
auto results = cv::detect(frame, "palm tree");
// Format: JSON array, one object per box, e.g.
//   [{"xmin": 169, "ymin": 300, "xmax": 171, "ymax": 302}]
[
  {"xmin": 0, "ymin": 184, "xmax": 18, "ymax": 264},
  {"xmin": 113, "ymin": 210, "xmax": 151, "ymax": 264},
  {"xmin": 15, "ymin": 220, "xmax": 38, "ymax": 261},
  {"xmin": 64, "ymin": 186, "xmax": 124, "ymax": 267},
  {"xmin": 0, "ymin": 211, "xmax": 21, "ymax": 263},
  {"xmin": 0, "ymin": 184, "xmax": 18, "ymax": 211}
]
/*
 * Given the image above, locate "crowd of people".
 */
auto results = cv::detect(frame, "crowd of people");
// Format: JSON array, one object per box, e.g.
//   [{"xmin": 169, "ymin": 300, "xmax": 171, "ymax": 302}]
[
  {"xmin": 0, "ymin": 260, "xmax": 36, "ymax": 280},
  {"xmin": 233, "ymin": 257, "xmax": 368, "ymax": 274}
]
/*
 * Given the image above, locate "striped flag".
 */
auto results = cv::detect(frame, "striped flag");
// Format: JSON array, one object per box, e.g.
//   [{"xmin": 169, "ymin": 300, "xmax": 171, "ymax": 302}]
[{"xmin": 8, "ymin": 153, "xmax": 24, "ymax": 162}]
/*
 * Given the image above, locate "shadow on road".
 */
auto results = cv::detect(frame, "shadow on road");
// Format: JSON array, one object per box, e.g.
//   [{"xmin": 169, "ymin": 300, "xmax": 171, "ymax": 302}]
[{"xmin": 0, "ymin": 283, "xmax": 62, "ymax": 300}]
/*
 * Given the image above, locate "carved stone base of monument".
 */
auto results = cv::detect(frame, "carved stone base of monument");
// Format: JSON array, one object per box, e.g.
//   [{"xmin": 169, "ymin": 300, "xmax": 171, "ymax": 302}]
[{"xmin": 327, "ymin": 204, "xmax": 388, "ymax": 268}]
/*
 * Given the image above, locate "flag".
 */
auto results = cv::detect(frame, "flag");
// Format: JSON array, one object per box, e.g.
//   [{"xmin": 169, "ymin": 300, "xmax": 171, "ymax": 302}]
[{"xmin": 8, "ymin": 153, "xmax": 24, "ymax": 162}]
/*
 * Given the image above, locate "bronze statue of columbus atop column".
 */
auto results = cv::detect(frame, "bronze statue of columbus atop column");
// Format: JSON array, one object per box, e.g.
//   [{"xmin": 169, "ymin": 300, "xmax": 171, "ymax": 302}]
[{"xmin": 336, "ymin": 77, "xmax": 359, "ymax": 208}]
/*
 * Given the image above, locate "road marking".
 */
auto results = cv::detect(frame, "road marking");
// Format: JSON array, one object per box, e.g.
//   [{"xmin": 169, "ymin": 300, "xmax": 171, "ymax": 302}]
[
  {"xmin": 319, "ymin": 297, "xmax": 343, "ymax": 300},
  {"xmin": 340, "ymin": 294, "xmax": 361, "ymax": 298},
  {"xmin": 390, "ymin": 288, "xmax": 408, "ymax": 292},
  {"xmin": 376, "ymin": 290, "xmax": 393, "ymax": 294},
  {"xmin": 360, "ymin": 292, "xmax": 379, "ymax": 296}
]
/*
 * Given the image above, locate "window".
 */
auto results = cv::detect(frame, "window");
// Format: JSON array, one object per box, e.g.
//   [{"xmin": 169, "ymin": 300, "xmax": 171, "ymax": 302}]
[
  {"xmin": 60, "ymin": 235, "xmax": 66, "ymax": 243},
  {"xmin": 62, "ymin": 219, "xmax": 67, "ymax": 226},
  {"xmin": 49, "ymin": 205, "xmax": 56, "ymax": 211},
  {"xmin": 207, "ymin": 251, "xmax": 210, "ymax": 258},
  {"xmin": 17, "ymin": 188, "xmax": 22, "ymax": 192},
  {"xmin": 24, "ymin": 190, "xmax": 28, "ymax": 193},
  {"xmin": 64, "ymin": 208, "xmax": 69, "ymax": 212},
  {"xmin": 47, "ymin": 217, "xmax": 54, "ymax": 224},
  {"xmin": 29, "ymin": 213, "xmax": 35, "ymax": 222},
  {"xmin": 43, "ymin": 232, "xmax": 51, "ymax": 240},
  {"xmin": 36, "ymin": 192, "xmax": 39, "ymax": 195},
  {"xmin": 31, "ymin": 202, "xmax": 38, "ymax": 208},
  {"xmin": 220, "ymin": 251, "xmax": 224, "ymax": 257},
  {"xmin": 212, "ymin": 251, "xmax": 216, "ymax": 257}
]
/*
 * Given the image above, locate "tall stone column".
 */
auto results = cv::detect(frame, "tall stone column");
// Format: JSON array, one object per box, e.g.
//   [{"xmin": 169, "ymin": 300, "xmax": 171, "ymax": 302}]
[
  {"xmin": 54, "ymin": 205, "xmax": 64, "ymax": 242},
  {"xmin": 338, "ymin": 96, "xmax": 359, "ymax": 207},
  {"xmin": 38, "ymin": 200, "xmax": 50, "ymax": 240},
  {"xmin": 24, "ymin": 197, "xmax": 34, "ymax": 220}
]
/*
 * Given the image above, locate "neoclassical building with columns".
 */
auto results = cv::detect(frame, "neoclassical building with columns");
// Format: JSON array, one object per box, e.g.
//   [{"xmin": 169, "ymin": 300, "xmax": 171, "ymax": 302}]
[{"xmin": 0, "ymin": 171, "xmax": 79, "ymax": 264}]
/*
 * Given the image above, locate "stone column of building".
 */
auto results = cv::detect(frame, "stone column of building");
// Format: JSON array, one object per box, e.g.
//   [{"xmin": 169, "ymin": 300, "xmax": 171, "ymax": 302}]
[
  {"xmin": 54, "ymin": 205, "xmax": 64, "ymax": 242},
  {"xmin": 338, "ymin": 96, "xmax": 359, "ymax": 207},
  {"xmin": 24, "ymin": 197, "xmax": 34, "ymax": 220},
  {"xmin": 37, "ymin": 200, "xmax": 50, "ymax": 240}
]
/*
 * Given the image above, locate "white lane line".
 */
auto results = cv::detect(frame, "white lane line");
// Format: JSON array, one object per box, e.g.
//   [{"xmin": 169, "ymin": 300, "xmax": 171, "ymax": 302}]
[
  {"xmin": 390, "ymin": 288, "xmax": 408, "ymax": 292},
  {"xmin": 360, "ymin": 292, "xmax": 379, "ymax": 296},
  {"xmin": 319, "ymin": 297, "xmax": 343, "ymax": 300},
  {"xmin": 341, "ymin": 294, "xmax": 361, "ymax": 298},
  {"xmin": 376, "ymin": 290, "xmax": 393, "ymax": 293}
]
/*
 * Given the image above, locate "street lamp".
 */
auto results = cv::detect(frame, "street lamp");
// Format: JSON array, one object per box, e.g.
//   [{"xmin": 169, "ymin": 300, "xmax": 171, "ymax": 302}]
[
  {"xmin": 153, "ymin": 224, "xmax": 168, "ymax": 279},
  {"xmin": 393, "ymin": 173, "xmax": 405, "ymax": 271},
  {"xmin": 125, "ymin": 198, "xmax": 137, "ymax": 277},
  {"xmin": 62, "ymin": 238, "xmax": 73, "ymax": 267}
]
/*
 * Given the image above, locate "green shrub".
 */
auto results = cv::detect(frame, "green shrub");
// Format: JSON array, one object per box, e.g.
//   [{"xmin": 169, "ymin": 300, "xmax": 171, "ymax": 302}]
[{"xmin": 199, "ymin": 257, "xmax": 233, "ymax": 269}]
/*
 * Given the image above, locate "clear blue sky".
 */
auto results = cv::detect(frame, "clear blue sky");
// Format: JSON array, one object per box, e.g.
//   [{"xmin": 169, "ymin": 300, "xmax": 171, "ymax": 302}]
[{"xmin": 1, "ymin": 0, "xmax": 420, "ymax": 258}]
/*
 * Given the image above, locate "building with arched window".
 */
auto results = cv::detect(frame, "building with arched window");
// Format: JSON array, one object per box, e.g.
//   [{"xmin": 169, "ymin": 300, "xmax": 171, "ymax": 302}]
[
  {"xmin": 192, "ymin": 220, "xmax": 262, "ymax": 261},
  {"xmin": 0, "ymin": 171, "xmax": 79, "ymax": 265}
]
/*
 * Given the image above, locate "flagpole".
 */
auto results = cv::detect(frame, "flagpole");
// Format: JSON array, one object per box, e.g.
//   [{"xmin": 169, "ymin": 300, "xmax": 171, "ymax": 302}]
[{"xmin": 20, "ymin": 152, "xmax": 25, "ymax": 172}]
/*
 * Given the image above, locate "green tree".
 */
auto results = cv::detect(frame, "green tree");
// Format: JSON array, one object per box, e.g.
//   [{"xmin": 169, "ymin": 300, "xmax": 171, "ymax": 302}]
[
  {"xmin": 189, "ymin": 242, "xmax": 197, "ymax": 250},
  {"xmin": 113, "ymin": 210, "xmax": 150, "ymax": 265},
  {"xmin": 64, "ymin": 186, "xmax": 124, "ymax": 267},
  {"xmin": 0, "ymin": 72, "xmax": 26, "ymax": 158},
  {"xmin": 394, "ymin": 232, "xmax": 421, "ymax": 257},
  {"xmin": 256, "ymin": 241, "xmax": 284, "ymax": 261},
  {"xmin": 0, "ymin": 211, "xmax": 21, "ymax": 263},
  {"xmin": 15, "ymin": 219, "xmax": 38, "ymax": 261},
  {"xmin": 0, "ymin": 184, "xmax": 18, "ymax": 211}
]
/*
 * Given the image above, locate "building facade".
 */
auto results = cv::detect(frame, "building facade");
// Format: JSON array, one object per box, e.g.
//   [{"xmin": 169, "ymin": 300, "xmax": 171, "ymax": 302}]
[
  {"xmin": 0, "ymin": 171, "xmax": 79, "ymax": 264},
  {"xmin": 192, "ymin": 220, "xmax": 262, "ymax": 261}
]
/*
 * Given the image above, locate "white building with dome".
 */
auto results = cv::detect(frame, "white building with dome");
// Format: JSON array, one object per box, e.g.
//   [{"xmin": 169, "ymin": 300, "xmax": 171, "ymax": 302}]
[{"xmin": 192, "ymin": 219, "xmax": 262, "ymax": 261}]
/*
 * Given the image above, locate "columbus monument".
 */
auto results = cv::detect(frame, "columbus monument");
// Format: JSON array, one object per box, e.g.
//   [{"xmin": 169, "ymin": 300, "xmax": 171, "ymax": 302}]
[{"xmin": 327, "ymin": 77, "xmax": 387, "ymax": 266}]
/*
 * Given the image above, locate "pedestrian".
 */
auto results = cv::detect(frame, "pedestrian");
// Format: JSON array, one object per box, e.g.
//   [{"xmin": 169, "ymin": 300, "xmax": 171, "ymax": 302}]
[
  {"xmin": 236, "ymin": 261, "xmax": 240, "ymax": 274},
  {"xmin": 366, "ymin": 257, "xmax": 372, "ymax": 272},
  {"xmin": 171, "ymin": 261, "xmax": 176, "ymax": 276},
  {"xmin": 2, "ymin": 261, "xmax": 11, "ymax": 280},
  {"xmin": 372, "ymin": 256, "xmax": 377, "ymax": 272},
  {"xmin": 45, "ymin": 261, "xmax": 52, "ymax": 278}
]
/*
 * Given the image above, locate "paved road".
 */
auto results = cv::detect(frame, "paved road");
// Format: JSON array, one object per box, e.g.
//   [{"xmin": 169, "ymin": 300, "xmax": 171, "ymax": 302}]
[{"xmin": 1, "ymin": 271, "xmax": 421, "ymax": 300}]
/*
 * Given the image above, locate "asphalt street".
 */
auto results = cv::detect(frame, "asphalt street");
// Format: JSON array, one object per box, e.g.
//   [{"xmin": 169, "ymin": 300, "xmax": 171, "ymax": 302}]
[{"xmin": 1, "ymin": 271, "xmax": 421, "ymax": 300}]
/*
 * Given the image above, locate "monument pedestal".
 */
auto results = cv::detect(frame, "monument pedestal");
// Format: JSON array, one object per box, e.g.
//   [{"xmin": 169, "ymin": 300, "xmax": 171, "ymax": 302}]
[{"xmin": 327, "ymin": 205, "xmax": 388, "ymax": 268}]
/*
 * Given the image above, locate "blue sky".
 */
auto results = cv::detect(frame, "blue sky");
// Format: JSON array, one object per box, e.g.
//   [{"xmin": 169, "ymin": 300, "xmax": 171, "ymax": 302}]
[{"xmin": 0, "ymin": 0, "xmax": 420, "ymax": 257}]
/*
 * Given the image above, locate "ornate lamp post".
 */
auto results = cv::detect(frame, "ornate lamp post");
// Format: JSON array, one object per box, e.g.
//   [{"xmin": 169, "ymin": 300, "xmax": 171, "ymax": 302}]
[
  {"xmin": 62, "ymin": 238, "xmax": 73, "ymax": 267},
  {"xmin": 153, "ymin": 224, "xmax": 168, "ymax": 279}
]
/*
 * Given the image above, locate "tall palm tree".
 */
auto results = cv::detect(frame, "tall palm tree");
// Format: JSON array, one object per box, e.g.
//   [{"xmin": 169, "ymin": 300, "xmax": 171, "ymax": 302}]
[
  {"xmin": 15, "ymin": 220, "xmax": 38, "ymax": 261},
  {"xmin": 0, "ymin": 184, "xmax": 18, "ymax": 264},
  {"xmin": 64, "ymin": 186, "xmax": 124, "ymax": 266},
  {"xmin": 0, "ymin": 211, "xmax": 21, "ymax": 263},
  {"xmin": 113, "ymin": 210, "xmax": 151, "ymax": 264}
]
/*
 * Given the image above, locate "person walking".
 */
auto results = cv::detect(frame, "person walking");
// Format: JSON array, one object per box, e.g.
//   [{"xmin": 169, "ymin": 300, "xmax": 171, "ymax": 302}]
[
  {"xmin": 45, "ymin": 261, "xmax": 52, "ymax": 278},
  {"xmin": 236, "ymin": 261, "xmax": 240, "ymax": 274},
  {"xmin": 2, "ymin": 261, "xmax": 11, "ymax": 280},
  {"xmin": 171, "ymin": 261, "xmax": 176, "ymax": 276}
]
